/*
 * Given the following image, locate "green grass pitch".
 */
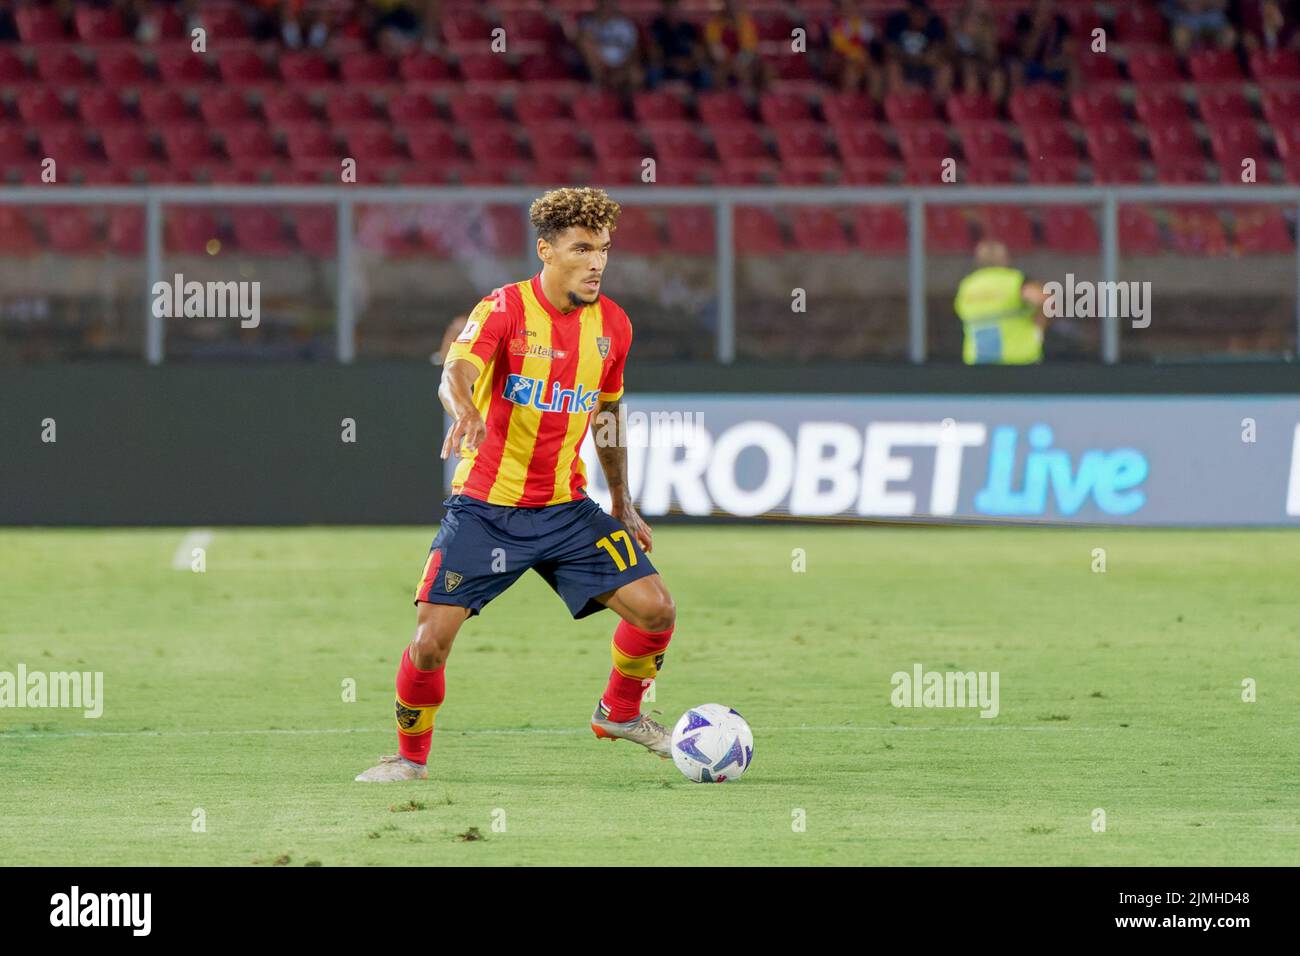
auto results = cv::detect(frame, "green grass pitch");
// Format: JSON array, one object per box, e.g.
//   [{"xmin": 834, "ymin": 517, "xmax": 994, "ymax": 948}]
[{"xmin": 1, "ymin": 525, "xmax": 1297, "ymax": 866}]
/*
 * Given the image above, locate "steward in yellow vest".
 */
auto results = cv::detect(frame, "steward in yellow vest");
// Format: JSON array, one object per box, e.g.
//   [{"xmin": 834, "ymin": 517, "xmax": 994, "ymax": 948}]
[{"xmin": 954, "ymin": 240, "xmax": 1048, "ymax": 365}]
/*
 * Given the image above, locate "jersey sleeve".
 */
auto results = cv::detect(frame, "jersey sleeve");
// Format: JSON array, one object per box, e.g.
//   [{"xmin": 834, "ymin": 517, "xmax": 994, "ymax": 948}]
[
  {"xmin": 599, "ymin": 310, "xmax": 631, "ymax": 402},
  {"xmin": 444, "ymin": 295, "xmax": 510, "ymax": 375}
]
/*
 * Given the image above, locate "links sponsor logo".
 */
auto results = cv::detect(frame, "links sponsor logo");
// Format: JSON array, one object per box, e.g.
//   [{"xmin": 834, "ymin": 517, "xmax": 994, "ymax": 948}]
[
  {"xmin": 0, "ymin": 664, "xmax": 103, "ymax": 718},
  {"xmin": 503, "ymin": 374, "xmax": 600, "ymax": 414},
  {"xmin": 50, "ymin": 886, "xmax": 151, "ymax": 936}
]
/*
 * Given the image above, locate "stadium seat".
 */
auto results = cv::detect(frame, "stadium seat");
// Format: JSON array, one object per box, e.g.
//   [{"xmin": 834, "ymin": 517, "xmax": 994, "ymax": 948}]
[
  {"xmin": 157, "ymin": 50, "xmax": 213, "ymax": 85},
  {"xmin": 1155, "ymin": 158, "xmax": 1210, "ymax": 183},
  {"xmin": 1022, "ymin": 123, "xmax": 1079, "ymax": 160},
  {"xmin": 264, "ymin": 90, "xmax": 317, "ymax": 124},
  {"xmin": 775, "ymin": 123, "xmax": 833, "ymax": 163},
  {"xmin": 945, "ymin": 91, "xmax": 998, "ymax": 123},
  {"xmin": 644, "ymin": 121, "xmax": 714, "ymax": 162},
  {"xmin": 1008, "ymin": 86, "xmax": 1063, "ymax": 125},
  {"xmin": 291, "ymin": 208, "xmax": 338, "ymax": 257},
  {"xmin": 884, "ymin": 90, "xmax": 938, "ymax": 125},
  {"xmin": 821, "ymin": 92, "xmax": 878, "ymax": 125},
  {"xmin": 1126, "ymin": 48, "xmax": 1183, "ymax": 84},
  {"xmin": 284, "ymin": 124, "xmax": 339, "ymax": 167},
  {"xmin": 1042, "ymin": 206, "xmax": 1100, "ymax": 254},
  {"xmin": 1169, "ymin": 207, "xmax": 1229, "ymax": 256},
  {"xmin": 339, "ymin": 52, "xmax": 394, "ymax": 84},
  {"xmin": 326, "ymin": 90, "xmax": 381, "ymax": 125},
  {"xmin": 448, "ymin": 90, "xmax": 505, "ymax": 125},
  {"xmin": 513, "ymin": 89, "xmax": 571, "ymax": 123},
  {"xmin": 388, "ymin": 91, "xmax": 440, "ymax": 123},
  {"xmin": 664, "ymin": 206, "xmax": 716, "ymax": 255},
  {"xmin": 1075, "ymin": 49, "xmax": 1124, "ymax": 84},
  {"xmin": 1070, "ymin": 89, "xmax": 1125, "ymax": 125},
  {"xmin": 611, "ymin": 206, "xmax": 665, "ymax": 254},
  {"xmin": 101, "ymin": 127, "xmax": 156, "ymax": 167},
  {"xmin": 1208, "ymin": 122, "xmax": 1266, "ymax": 175},
  {"xmin": 1188, "ymin": 49, "xmax": 1243, "ymax": 83},
  {"xmin": 571, "ymin": 91, "xmax": 627, "ymax": 125},
  {"xmin": 199, "ymin": 89, "xmax": 256, "ymax": 125},
  {"xmin": 97, "ymin": 48, "xmax": 149, "ymax": 86},
  {"xmin": 1233, "ymin": 208, "xmax": 1293, "ymax": 253},
  {"xmin": 79, "ymin": 90, "xmax": 133, "ymax": 126},
  {"xmin": 633, "ymin": 91, "xmax": 689, "ymax": 123},
  {"xmin": 0, "ymin": 48, "xmax": 26, "ymax": 83},
  {"xmin": 466, "ymin": 123, "xmax": 527, "ymax": 165},
  {"xmin": 232, "ymin": 208, "xmax": 292, "ymax": 255},
  {"xmin": 167, "ymin": 208, "xmax": 220, "ymax": 254},
  {"xmin": 398, "ymin": 53, "xmax": 455, "ymax": 84},
  {"xmin": 17, "ymin": 88, "xmax": 73, "ymax": 124},
  {"xmin": 1119, "ymin": 206, "xmax": 1163, "ymax": 254},
  {"xmin": 977, "ymin": 206, "xmax": 1036, "ymax": 253},
  {"xmin": 220, "ymin": 123, "xmax": 278, "ymax": 169},
  {"xmin": 15, "ymin": 5, "xmax": 69, "ymax": 42},
  {"xmin": 403, "ymin": 124, "xmax": 465, "ymax": 163},
  {"xmin": 457, "ymin": 54, "xmax": 513, "ymax": 83},
  {"xmin": 162, "ymin": 124, "xmax": 220, "ymax": 166},
  {"xmin": 734, "ymin": 207, "xmax": 787, "ymax": 254},
  {"xmin": 1092, "ymin": 160, "xmax": 1146, "ymax": 184},
  {"xmin": 851, "ymin": 206, "xmax": 907, "ymax": 254},
  {"xmin": 712, "ymin": 123, "xmax": 776, "ymax": 178},
  {"xmin": 75, "ymin": 6, "xmax": 129, "ymax": 42},
  {"xmin": 1114, "ymin": 7, "xmax": 1167, "ymax": 45},
  {"xmin": 140, "ymin": 90, "xmax": 192, "ymax": 125},
  {"xmin": 697, "ymin": 92, "xmax": 750, "ymax": 124},
  {"xmin": 1134, "ymin": 89, "xmax": 1189, "ymax": 126},
  {"xmin": 1249, "ymin": 49, "xmax": 1300, "ymax": 83},
  {"xmin": 442, "ymin": 9, "xmax": 494, "ymax": 50},
  {"xmin": 39, "ymin": 127, "xmax": 96, "ymax": 165},
  {"xmin": 45, "ymin": 208, "xmax": 102, "ymax": 255},
  {"xmin": 280, "ymin": 52, "xmax": 334, "ymax": 85},
  {"xmin": 1196, "ymin": 86, "xmax": 1251, "ymax": 125},
  {"xmin": 220, "ymin": 51, "xmax": 276, "ymax": 87},
  {"xmin": 108, "ymin": 208, "xmax": 144, "ymax": 255},
  {"xmin": 1147, "ymin": 122, "xmax": 1204, "ymax": 165},
  {"xmin": 958, "ymin": 122, "xmax": 1016, "ymax": 164},
  {"xmin": 0, "ymin": 208, "xmax": 39, "ymax": 255},
  {"xmin": 1027, "ymin": 158, "xmax": 1081, "ymax": 184},
  {"xmin": 1084, "ymin": 123, "xmax": 1146, "ymax": 162},
  {"xmin": 896, "ymin": 122, "xmax": 950, "ymax": 161},
  {"xmin": 1262, "ymin": 88, "xmax": 1300, "ymax": 127},
  {"xmin": 590, "ymin": 121, "xmax": 646, "ymax": 165},
  {"xmin": 792, "ymin": 207, "xmax": 851, "ymax": 253},
  {"xmin": 925, "ymin": 206, "xmax": 972, "ymax": 254},
  {"xmin": 199, "ymin": 5, "xmax": 250, "ymax": 39},
  {"xmin": 759, "ymin": 92, "xmax": 814, "ymax": 125}
]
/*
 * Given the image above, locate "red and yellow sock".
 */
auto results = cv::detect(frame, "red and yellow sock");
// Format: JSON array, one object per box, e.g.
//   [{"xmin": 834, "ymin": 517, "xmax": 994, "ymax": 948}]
[
  {"xmin": 600, "ymin": 620, "xmax": 673, "ymax": 723},
  {"xmin": 395, "ymin": 646, "xmax": 445, "ymax": 765}
]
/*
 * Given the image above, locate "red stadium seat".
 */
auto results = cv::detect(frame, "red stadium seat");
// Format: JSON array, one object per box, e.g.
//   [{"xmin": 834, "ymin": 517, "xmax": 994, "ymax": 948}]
[
  {"xmin": 96, "ymin": 48, "xmax": 149, "ymax": 85},
  {"xmin": 644, "ymin": 122, "xmax": 713, "ymax": 161},
  {"xmin": 199, "ymin": 5, "xmax": 250, "ymax": 39},
  {"xmin": 1169, "ymin": 207, "xmax": 1229, "ymax": 256},
  {"xmin": 590, "ymin": 121, "xmax": 646, "ymax": 165},
  {"xmin": 958, "ymin": 122, "xmax": 1015, "ymax": 164},
  {"xmin": 75, "ymin": 6, "xmax": 128, "ymax": 42},
  {"xmin": 1126, "ymin": 48, "xmax": 1183, "ymax": 84},
  {"xmin": 1027, "ymin": 158, "xmax": 1081, "ymax": 184},
  {"xmin": 946, "ymin": 91, "xmax": 998, "ymax": 123},
  {"xmin": 101, "ymin": 127, "xmax": 156, "ymax": 167},
  {"xmin": 758, "ymin": 92, "xmax": 813, "ymax": 125},
  {"xmin": 45, "ymin": 208, "xmax": 101, "ymax": 255},
  {"xmin": 1262, "ymin": 88, "xmax": 1300, "ymax": 127},
  {"xmin": 340, "ymin": 52, "xmax": 394, "ymax": 85},
  {"xmin": 792, "ymin": 207, "xmax": 851, "ymax": 253},
  {"xmin": 231, "ymin": 208, "xmax": 291, "ymax": 254},
  {"xmin": 528, "ymin": 125, "xmax": 589, "ymax": 160},
  {"xmin": 157, "ymin": 49, "xmax": 213, "ymax": 85},
  {"xmin": 1196, "ymin": 86, "xmax": 1251, "ymax": 125},
  {"xmin": 633, "ymin": 91, "xmax": 689, "ymax": 122},
  {"xmin": 1275, "ymin": 125, "xmax": 1300, "ymax": 162},
  {"xmin": 665, "ymin": 206, "xmax": 716, "ymax": 256},
  {"xmin": 775, "ymin": 123, "xmax": 832, "ymax": 162},
  {"xmin": 0, "ymin": 208, "xmax": 39, "ymax": 255},
  {"xmin": 571, "ymin": 90, "xmax": 626, "ymax": 125},
  {"xmin": 1114, "ymin": 7, "xmax": 1167, "ymax": 45},
  {"xmin": 1084, "ymin": 123, "xmax": 1145, "ymax": 162},
  {"xmin": 503, "ymin": 10, "xmax": 563, "ymax": 48},
  {"xmin": 1249, "ymin": 49, "xmax": 1300, "ymax": 83},
  {"xmin": 1076, "ymin": 50, "xmax": 1124, "ymax": 84},
  {"xmin": 1147, "ymin": 122, "xmax": 1203, "ymax": 165},
  {"xmin": 1134, "ymin": 89, "xmax": 1189, "ymax": 126},
  {"xmin": 697, "ymin": 92, "xmax": 750, "ymax": 124},
  {"xmin": 198, "ymin": 89, "xmax": 255, "ymax": 125},
  {"xmin": 884, "ymin": 90, "xmax": 937, "ymax": 125},
  {"xmin": 284, "ymin": 124, "xmax": 339, "ymax": 166},
  {"xmin": 965, "ymin": 160, "xmax": 1018, "ymax": 184},
  {"xmin": 1233, "ymin": 208, "xmax": 1294, "ymax": 254},
  {"xmin": 108, "ymin": 208, "xmax": 144, "ymax": 255},
  {"xmin": 79, "ymin": 90, "xmax": 133, "ymax": 126},
  {"xmin": 1092, "ymin": 159, "xmax": 1146, "ymax": 184},
  {"xmin": 896, "ymin": 122, "xmax": 950, "ymax": 160},
  {"xmin": 1208, "ymin": 122, "xmax": 1266, "ymax": 173},
  {"xmin": 1155, "ymin": 158, "xmax": 1210, "ymax": 183},
  {"xmin": 220, "ymin": 123, "xmax": 278, "ymax": 169},
  {"xmin": 1008, "ymin": 87, "xmax": 1063, "ymax": 125},
  {"xmin": 1043, "ymin": 206, "xmax": 1099, "ymax": 254},
  {"xmin": 264, "ymin": 90, "xmax": 317, "ymax": 125},
  {"xmin": 852, "ymin": 206, "xmax": 907, "ymax": 254},
  {"xmin": 140, "ymin": 90, "xmax": 192, "ymax": 125},
  {"xmin": 711, "ymin": 122, "xmax": 775, "ymax": 177},
  {"xmin": 821, "ymin": 92, "xmax": 877, "ymax": 125},
  {"xmin": 977, "ymin": 206, "xmax": 1035, "ymax": 253},
  {"xmin": 1023, "ymin": 123, "xmax": 1079, "ymax": 160},
  {"xmin": 344, "ymin": 123, "xmax": 404, "ymax": 162},
  {"xmin": 326, "ymin": 90, "xmax": 381, "ymax": 125},
  {"xmin": 457, "ymin": 54, "xmax": 513, "ymax": 83},
  {"xmin": 448, "ymin": 90, "xmax": 506, "ymax": 125},
  {"xmin": 442, "ymin": 9, "xmax": 493, "ymax": 48},
  {"xmin": 466, "ymin": 123, "xmax": 527, "ymax": 164},
  {"xmin": 280, "ymin": 52, "xmax": 333, "ymax": 85},
  {"xmin": 292, "ymin": 208, "xmax": 338, "ymax": 257},
  {"xmin": 15, "ymin": 6, "xmax": 69, "ymax": 43},
  {"xmin": 734, "ymin": 207, "xmax": 786, "ymax": 254},
  {"xmin": 398, "ymin": 53, "xmax": 454, "ymax": 84},
  {"xmin": 18, "ymin": 88, "xmax": 73, "ymax": 124},
  {"xmin": 219, "ymin": 50, "xmax": 275, "ymax": 87},
  {"xmin": 388, "ymin": 91, "xmax": 440, "ymax": 123},
  {"xmin": 1119, "ymin": 206, "xmax": 1163, "ymax": 254},
  {"xmin": 162, "ymin": 124, "xmax": 219, "ymax": 165},
  {"xmin": 513, "ymin": 89, "xmax": 571, "ymax": 123},
  {"xmin": 0, "ymin": 48, "xmax": 26, "ymax": 83},
  {"xmin": 403, "ymin": 124, "xmax": 465, "ymax": 163},
  {"xmin": 39, "ymin": 127, "xmax": 95, "ymax": 164},
  {"xmin": 1188, "ymin": 49, "xmax": 1243, "ymax": 83},
  {"xmin": 1070, "ymin": 88, "xmax": 1125, "ymax": 125},
  {"xmin": 36, "ymin": 48, "xmax": 92, "ymax": 83},
  {"xmin": 925, "ymin": 206, "xmax": 971, "ymax": 254},
  {"xmin": 611, "ymin": 207, "xmax": 665, "ymax": 255}
]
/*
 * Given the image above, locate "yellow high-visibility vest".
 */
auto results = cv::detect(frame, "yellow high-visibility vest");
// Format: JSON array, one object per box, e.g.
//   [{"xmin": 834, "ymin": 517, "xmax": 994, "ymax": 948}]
[{"xmin": 954, "ymin": 266, "xmax": 1042, "ymax": 365}]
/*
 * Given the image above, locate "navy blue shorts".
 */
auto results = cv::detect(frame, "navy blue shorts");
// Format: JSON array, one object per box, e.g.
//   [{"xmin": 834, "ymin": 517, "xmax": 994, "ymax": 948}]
[{"xmin": 413, "ymin": 495, "xmax": 658, "ymax": 619}]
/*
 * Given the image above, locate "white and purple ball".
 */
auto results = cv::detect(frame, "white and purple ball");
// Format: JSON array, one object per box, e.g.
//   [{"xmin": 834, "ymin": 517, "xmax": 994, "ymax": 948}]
[{"xmin": 670, "ymin": 704, "xmax": 754, "ymax": 783}]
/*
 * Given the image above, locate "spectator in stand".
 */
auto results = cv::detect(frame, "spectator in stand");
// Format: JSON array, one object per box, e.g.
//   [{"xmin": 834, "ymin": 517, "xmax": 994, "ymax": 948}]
[
  {"xmin": 0, "ymin": 1, "xmax": 20, "ymax": 43},
  {"xmin": 281, "ymin": 1, "xmax": 330, "ymax": 49},
  {"xmin": 827, "ymin": 0, "xmax": 884, "ymax": 99},
  {"xmin": 646, "ymin": 0, "xmax": 710, "ymax": 90},
  {"xmin": 884, "ymin": 0, "xmax": 953, "ymax": 96},
  {"xmin": 951, "ymin": 0, "xmax": 1006, "ymax": 101},
  {"xmin": 369, "ymin": 0, "xmax": 422, "ymax": 52},
  {"xmin": 1010, "ymin": 0, "xmax": 1075, "ymax": 90},
  {"xmin": 1164, "ymin": 0, "xmax": 1237, "ymax": 55},
  {"xmin": 578, "ymin": 0, "xmax": 643, "ymax": 93},
  {"xmin": 705, "ymin": 0, "xmax": 766, "ymax": 92},
  {"xmin": 1242, "ymin": 0, "xmax": 1300, "ymax": 53}
]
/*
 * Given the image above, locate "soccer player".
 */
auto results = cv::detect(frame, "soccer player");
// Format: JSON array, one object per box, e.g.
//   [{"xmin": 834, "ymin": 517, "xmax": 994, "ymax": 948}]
[{"xmin": 356, "ymin": 187, "xmax": 677, "ymax": 782}]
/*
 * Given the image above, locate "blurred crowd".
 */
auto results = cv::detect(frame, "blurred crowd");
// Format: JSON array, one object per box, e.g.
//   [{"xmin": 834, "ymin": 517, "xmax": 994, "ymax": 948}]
[{"xmin": 0, "ymin": 0, "xmax": 1296, "ymax": 100}]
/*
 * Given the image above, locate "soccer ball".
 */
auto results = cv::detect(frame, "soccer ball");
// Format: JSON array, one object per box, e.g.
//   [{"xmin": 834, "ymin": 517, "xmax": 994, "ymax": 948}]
[{"xmin": 670, "ymin": 704, "xmax": 754, "ymax": 783}]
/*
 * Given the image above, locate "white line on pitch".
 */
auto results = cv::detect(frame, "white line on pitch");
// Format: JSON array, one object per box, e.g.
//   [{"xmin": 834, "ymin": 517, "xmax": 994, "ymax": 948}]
[{"xmin": 171, "ymin": 529, "xmax": 213, "ymax": 570}]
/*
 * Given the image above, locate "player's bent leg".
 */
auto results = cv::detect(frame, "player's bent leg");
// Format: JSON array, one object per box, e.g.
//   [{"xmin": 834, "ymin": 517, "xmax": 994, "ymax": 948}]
[
  {"xmin": 355, "ymin": 603, "xmax": 470, "ymax": 782},
  {"xmin": 588, "ymin": 574, "xmax": 677, "ymax": 757}
]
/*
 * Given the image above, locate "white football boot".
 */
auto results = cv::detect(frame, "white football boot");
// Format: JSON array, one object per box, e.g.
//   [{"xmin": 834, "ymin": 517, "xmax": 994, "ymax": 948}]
[
  {"xmin": 590, "ymin": 702, "xmax": 671, "ymax": 758},
  {"xmin": 354, "ymin": 754, "xmax": 429, "ymax": 782}
]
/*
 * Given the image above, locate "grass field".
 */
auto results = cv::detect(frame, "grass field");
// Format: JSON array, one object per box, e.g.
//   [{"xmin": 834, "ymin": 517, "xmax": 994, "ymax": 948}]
[{"xmin": 1, "ymin": 525, "xmax": 1297, "ymax": 866}]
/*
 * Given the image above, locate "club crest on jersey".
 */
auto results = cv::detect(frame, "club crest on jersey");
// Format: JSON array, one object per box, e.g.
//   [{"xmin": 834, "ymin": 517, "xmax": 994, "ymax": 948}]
[
  {"xmin": 445, "ymin": 571, "xmax": 464, "ymax": 592},
  {"xmin": 503, "ymin": 374, "xmax": 599, "ymax": 414},
  {"xmin": 595, "ymin": 336, "xmax": 611, "ymax": 358}
]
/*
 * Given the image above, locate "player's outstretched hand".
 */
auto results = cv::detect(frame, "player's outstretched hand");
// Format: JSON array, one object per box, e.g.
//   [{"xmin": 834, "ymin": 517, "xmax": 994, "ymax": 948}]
[
  {"xmin": 614, "ymin": 500, "xmax": 653, "ymax": 554},
  {"xmin": 441, "ymin": 411, "xmax": 486, "ymax": 460}
]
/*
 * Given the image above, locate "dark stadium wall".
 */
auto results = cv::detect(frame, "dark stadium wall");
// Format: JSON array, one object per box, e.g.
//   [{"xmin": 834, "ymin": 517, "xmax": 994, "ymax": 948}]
[{"xmin": 3, "ymin": 363, "xmax": 1299, "ymax": 525}]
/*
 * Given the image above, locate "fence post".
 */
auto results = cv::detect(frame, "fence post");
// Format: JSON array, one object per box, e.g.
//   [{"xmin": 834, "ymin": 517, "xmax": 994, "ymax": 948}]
[
  {"xmin": 908, "ymin": 196, "xmax": 926, "ymax": 364},
  {"xmin": 336, "ymin": 197, "xmax": 355, "ymax": 364},
  {"xmin": 717, "ymin": 198, "xmax": 735, "ymax": 364},
  {"xmin": 144, "ymin": 194, "xmax": 163, "ymax": 365},
  {"xmin": 1101, "ymin": 191, "xmax": 1120, "ymax": 364}
]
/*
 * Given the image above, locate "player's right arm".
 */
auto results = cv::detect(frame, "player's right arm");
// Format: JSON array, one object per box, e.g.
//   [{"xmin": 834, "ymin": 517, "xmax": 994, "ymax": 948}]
[{"xmin": 438, "ymin": 294, "xmax": 510, "ymax": 460}]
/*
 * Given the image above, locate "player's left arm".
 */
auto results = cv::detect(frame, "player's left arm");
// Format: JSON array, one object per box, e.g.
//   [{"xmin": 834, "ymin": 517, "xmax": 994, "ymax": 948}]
[{"xmin": 594, "ymin": 310, "xmax": 652, "ymax": 553}]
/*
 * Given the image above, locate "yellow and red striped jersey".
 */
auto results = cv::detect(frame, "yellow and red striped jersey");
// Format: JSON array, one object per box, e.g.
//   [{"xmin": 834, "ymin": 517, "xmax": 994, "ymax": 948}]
[{"xmin": 444, "ymin": 273, "xmax": 631, "ymax": 508}]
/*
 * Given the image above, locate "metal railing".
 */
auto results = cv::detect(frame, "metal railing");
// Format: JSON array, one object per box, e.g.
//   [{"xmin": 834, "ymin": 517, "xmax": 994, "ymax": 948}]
[{"xmin": 3, "ymin": 184, "xmax": 1298, "ymax": 364}]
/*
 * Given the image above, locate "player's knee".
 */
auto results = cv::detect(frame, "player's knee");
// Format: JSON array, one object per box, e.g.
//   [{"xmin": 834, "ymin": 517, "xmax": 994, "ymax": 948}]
[
  {"xmin": 641, "ymin": 594, "xmax": 676, "ymax": 634},
  {"xmin": 411, "ymin": 613, "xmax": 458, "ymax": 669}
]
